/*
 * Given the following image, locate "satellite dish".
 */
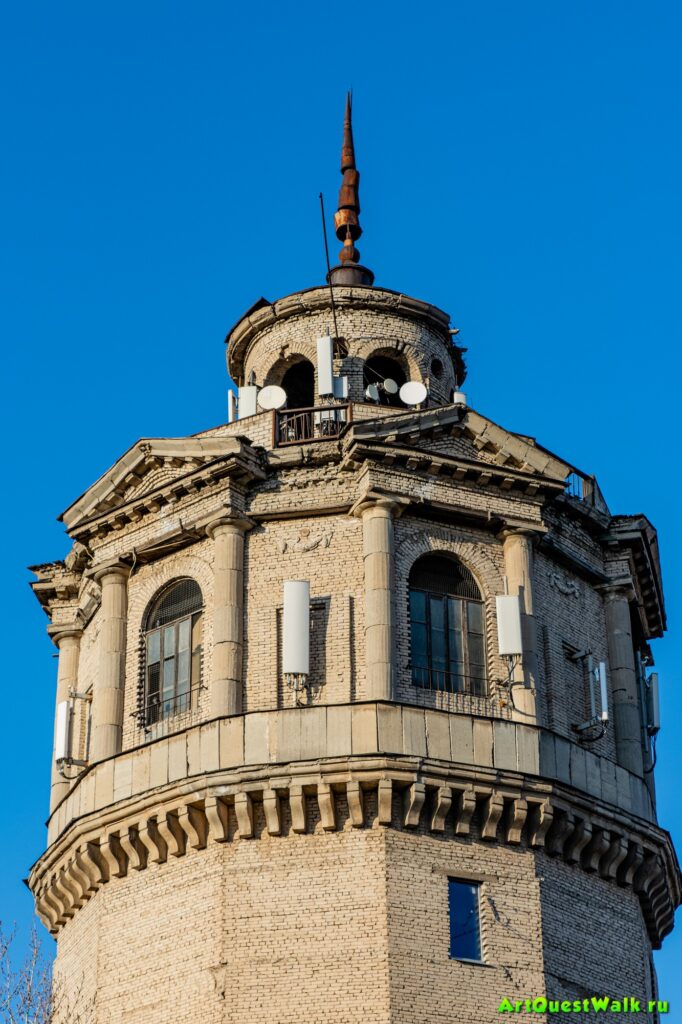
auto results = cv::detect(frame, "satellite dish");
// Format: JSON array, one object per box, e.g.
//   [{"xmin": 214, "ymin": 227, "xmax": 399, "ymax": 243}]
[
  {"xmin": 383, "ymin": 378, "xmax": 399, "ymax": 395},
  {"xmin": 258, "ymin": 385, "xmax": 287, "ymax": 411},
  {"xmin": 365, "ymin": 384, "xmax": 380, "ymax": 402},
  {"xmin": 399, "ymin": 380, "xmax": 428, "ymax": 406}
]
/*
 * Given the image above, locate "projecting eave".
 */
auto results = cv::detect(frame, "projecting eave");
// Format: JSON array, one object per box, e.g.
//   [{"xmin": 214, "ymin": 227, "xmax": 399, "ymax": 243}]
[
  {"xmin": 602, "ymin": 515, "xmax": 666, "ymax": 638},
  {"xmin": 60, "ymin": 435, "xmax": 265, "ymax": 533},
  {"xmin": 344, "ymin": 404, "xmax": 572, "ymax": 483},
  {"xmin": 224, "ymin": 284, "xmax": 462, "ymax": 385}
]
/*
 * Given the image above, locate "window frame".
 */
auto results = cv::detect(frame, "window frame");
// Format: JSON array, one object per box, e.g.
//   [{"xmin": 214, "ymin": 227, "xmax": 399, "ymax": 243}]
[
  {"xmin": 447, "ymin": 877, "xmax": 485, "ymax": 964},
  {"xmin": 142, "ymin": 580, "xmax": 203, "ymax": 728},
  {"xmin": 408, "ymin": 556, "xmax": 487, "ymax": 695}
]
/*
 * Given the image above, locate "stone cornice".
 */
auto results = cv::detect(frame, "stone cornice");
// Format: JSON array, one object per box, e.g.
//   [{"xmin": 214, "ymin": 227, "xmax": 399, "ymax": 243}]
[
  {"xmin": 225, "ymin": 285, "xmax": 453, "ymax": 384},
  {"xmin": 602, "ymin": 516, "xmax": 666, "ymax": 638},
  {"xmin": 61, "ymin": 437, "xmax": 265, "ymax": 536},
  {"xmin": 29, "ymin": 755, "xmax": 679, "ymax": 948},
  {"xmin": 345, "ymin": 405, "xmax": 569, "ymax": 478},
  {"xmin": 341, "ymin": 438, "xmax": 566, "ymax": 500}
]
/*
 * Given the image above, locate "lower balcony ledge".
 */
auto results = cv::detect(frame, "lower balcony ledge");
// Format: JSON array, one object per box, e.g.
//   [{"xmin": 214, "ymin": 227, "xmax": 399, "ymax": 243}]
[{"xmin": 29, "ymin": 755, "xmax": 680, "ymax": 948}]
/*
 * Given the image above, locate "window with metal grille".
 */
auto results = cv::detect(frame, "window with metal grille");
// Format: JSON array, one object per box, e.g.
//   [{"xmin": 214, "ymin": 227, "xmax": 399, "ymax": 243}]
[
  {"xmin": 409, "ymin": 554, "xmax": 486, "ymax": 695},
  {"xmin": 143, "ymin": 579, "xmax": 203, "ymax": 725}
]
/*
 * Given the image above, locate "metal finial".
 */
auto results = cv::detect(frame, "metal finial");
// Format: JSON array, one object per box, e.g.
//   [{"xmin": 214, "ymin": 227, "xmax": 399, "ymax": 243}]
[{"xmin": 330, "ymin": 93, "xmax": 374, "ymax": 286}]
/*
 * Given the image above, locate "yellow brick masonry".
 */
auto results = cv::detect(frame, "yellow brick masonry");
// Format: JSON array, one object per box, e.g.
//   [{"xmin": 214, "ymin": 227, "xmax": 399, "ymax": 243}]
[
  {"xmin": 31, "ymin": 280, "xmax": 677, "ymax": 1024},
  {"xmin": 50, "ymin": 797, "xmax": 658, "ymax": 1024}
]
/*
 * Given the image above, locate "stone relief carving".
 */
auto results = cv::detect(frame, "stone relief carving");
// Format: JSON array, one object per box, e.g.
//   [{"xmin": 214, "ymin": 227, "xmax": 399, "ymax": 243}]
[
  {"xmin": 548, "ymin": 570, "xmax": 579, "ymax": 598},
  {"xmin": 271, "ymin": 527, "xmax": 333, "ymax": 554}
]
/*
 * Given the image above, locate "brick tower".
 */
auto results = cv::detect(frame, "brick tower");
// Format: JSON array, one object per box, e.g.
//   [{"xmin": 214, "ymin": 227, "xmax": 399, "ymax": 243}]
[{"xmin": 29, "ymin": 97, "xmax": 679, "ymax": 1024}]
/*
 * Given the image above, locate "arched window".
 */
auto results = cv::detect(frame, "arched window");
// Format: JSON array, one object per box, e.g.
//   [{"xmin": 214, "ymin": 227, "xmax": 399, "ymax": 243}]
[
  {"xmin": 409, "ymin": 554, "xmax": 486, "ymax": 695},
  {"xmin": 363, "ymin": 355, "xmax": 407, "ymax": 407},
  {"xmin": 144, "ymin": 579, "xmax": 203, "ymax": 725},
  {"xmin": 281, "ymin": 359, "xmax": 315, "ymax": 409}
]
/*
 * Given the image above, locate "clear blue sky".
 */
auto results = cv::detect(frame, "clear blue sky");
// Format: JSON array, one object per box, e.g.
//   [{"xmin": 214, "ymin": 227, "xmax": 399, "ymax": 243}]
[{"xmin": 2, "ymin": 0, "xmax": 681, "ymax": 1010}]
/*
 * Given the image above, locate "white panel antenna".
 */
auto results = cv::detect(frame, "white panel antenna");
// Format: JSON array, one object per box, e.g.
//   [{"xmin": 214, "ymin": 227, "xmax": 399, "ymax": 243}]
[
  {"xmin": 597, "ymin": 661, "xmax": 609, "ymax": 721},
  {"xmin": 333, "ymin": 376, "xmax": 349, "ymax": 399},
  {"xmin": 399, "ymin": 380, "xmax": 428, "ymax": 406},
  {"xmin": 452, "ymin": 391, "xmax": 468, "ymax": 407},
  {"xmin": 647, "ymin": 673, "xmax": 660, "ymax": 734},
  {"xmin": 282, "ymin": 581, "xmax": 310, "ymax": 676},
  {"xmin": 257, "ymin": 385, "xmax": 288, "ymax": 411},
  {"xmin": 316, "ymin": 335, "xmax": 334, "ymax": 396},
  {"xmin": 496, "ymin": 595, "xmax": 523, "ymax": 656},
  {"xmin": 227, "ymin": 389, "xmax": 237, "ymax": 423},
  {"xmin": 55, "ymin": 700, "xmax": 71, "ymax": 762},
  {"xmin": 238, "ymin": 386, "xmax": 259, "ymax": 419}
]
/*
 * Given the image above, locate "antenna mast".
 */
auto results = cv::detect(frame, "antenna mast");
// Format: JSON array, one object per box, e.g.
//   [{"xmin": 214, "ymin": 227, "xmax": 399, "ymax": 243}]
[{"xmin": 319, "ymin": 192, "xmax": 339, "ymax": 339}]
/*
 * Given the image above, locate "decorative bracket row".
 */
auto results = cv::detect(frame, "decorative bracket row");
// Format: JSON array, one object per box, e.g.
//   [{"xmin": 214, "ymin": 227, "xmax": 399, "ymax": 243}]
[{"xmin": 32, "ymin": 772, "xmax": 677, "ymax": 948}]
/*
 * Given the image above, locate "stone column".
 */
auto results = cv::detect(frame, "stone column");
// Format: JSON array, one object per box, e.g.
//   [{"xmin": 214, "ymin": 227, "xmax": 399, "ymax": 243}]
[
  {"xmin": 207, "ymin": 516, "xmax": 253, "ymax": 717},
  {"xmin": 501, "ymin": 529, "xmax": 538, "ymax": 722},
  {"xmin": 91, "ymin": 562, "xmax": 131, "ymax": 762},
  {"xmin": 48, "ymin": 624, "xmax": 82, "ymax": 812},
  {"xmin": 360, "ymin": 500, "xmax": 399, "ymax": 701},
  {"xmin": 602, "ymin": 582, "xmax": 644, "ymax": 777}
]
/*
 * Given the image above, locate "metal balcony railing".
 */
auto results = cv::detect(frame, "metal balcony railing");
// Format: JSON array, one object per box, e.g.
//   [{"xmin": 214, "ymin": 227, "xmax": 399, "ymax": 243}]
[
  {"xmin": 564, "ymin": 471, "xmax": 608, "ymax": 513},
  {"xmin": 136, "ymin": 685, "xmax": 203, "ymax": 737},
  {"xmin": 411, "ymin": 665, "xmax": 487, "ymax": 697},
  {"xmin": 274, "ymin": 404, "xmax": 351, "ymax": 447}
]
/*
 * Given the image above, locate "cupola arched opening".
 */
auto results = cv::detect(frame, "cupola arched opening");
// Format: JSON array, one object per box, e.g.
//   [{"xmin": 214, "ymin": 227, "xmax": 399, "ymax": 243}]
[
  {"xmin": 363, "ymin": 354, "xmax": 407, "ymax": 407},
  {"xmin": 408, "ymin": 553, "xmax": 486, "ymax": 695},
  {"xmin": 143, "ymin": 578, "xmax": 203, "ymax": 726},
  {"xmin": 280, "ymin": 359, "xmax": 315, "ymax": 409}
]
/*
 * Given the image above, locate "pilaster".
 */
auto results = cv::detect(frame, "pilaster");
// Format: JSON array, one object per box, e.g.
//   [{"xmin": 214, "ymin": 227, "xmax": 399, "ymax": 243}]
[
  {"xmin": 500, "ymin": 527, "xmax": 540, "ymax": 723},
  {"xmin": 47, "ymin": 623, "xmax": 83, "ymax": 812},
  {"xmin": 355, "ymin": 497, "xmax": 404, "ymax": 700},
  {"xmin": 206, "ymin": 515, "xmax": 254, "ymax": 717},
  {"xmin": 600, "ymin": 579, "xmax": 644, "ymax": 777},
  {"xmin": 90, "ymin": 560, "xmax": 132, "ymax": 762}
]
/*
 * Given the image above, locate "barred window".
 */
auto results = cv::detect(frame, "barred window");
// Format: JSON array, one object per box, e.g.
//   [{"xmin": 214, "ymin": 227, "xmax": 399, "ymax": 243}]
[
  {"xmin": 409, "ymin": 554, "xmax": 486, "ymax": 695},
  {"xmin": 143, "ymin": 579, "xmax": 203, "ymax": 725}
]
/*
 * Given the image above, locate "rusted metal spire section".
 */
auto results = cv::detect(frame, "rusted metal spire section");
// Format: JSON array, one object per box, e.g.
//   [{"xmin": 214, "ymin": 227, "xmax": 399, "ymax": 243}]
[{"xmin": 329, "ymin": 93, "xmax": 374, "ymax": 287}]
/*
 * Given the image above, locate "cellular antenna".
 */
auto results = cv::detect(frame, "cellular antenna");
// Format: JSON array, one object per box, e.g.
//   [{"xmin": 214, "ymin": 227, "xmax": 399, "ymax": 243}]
[{"xmin": 319, "ymin": 192, "xmax": 340, "ymax": 339}]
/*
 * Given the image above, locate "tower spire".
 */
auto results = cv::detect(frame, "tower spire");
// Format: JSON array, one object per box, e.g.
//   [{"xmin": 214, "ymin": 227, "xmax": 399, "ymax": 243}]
[{"xmin": 329, "ymin": 93, "xmax": 374, "ymax": 287}]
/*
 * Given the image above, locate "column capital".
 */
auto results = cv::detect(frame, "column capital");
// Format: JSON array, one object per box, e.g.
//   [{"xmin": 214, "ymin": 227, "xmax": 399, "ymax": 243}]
[
  {"xmin": 205, "ymin": 514, "xmax": 255, "ymax": 539},
  {"xmin": 498, "ymin": 521, "xmax": 547, "ymax": 544},
  {"xmin": 597, "ymin": 577, "xmax": 636, "ymax": 604},
  {"xmin": 47, "ymin": 621, "xmax": 84, "ymax": 647},
  {"xmin": 88, "ymin": 559, "xmax": 132, "ymax": 585},
  {"xmin": 351, "ymin": 491, "xmax": 410, "ymax": 520}
]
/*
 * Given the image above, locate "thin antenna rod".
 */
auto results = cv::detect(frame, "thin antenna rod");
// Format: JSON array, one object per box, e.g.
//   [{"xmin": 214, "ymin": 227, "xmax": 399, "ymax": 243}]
[{"xmin": 319, "ymin": 192, "xmax": 339, "ymax": 339}]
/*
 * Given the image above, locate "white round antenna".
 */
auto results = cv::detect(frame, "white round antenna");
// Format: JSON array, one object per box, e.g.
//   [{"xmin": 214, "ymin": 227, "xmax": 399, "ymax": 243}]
[
  {"xmin": 383, "ymin": 378, "xmax": 399, "ymax": 395},
  {"xmin": 257, "ymin": 385, "xmax": 287, "ymax": 411},
  {"xmin": 399, "ymin": 380, "xmax": 428, "ymax": 406},
  {"xmin": 365, "ymin": 384, "xmax": 380, "ymax": 402}
]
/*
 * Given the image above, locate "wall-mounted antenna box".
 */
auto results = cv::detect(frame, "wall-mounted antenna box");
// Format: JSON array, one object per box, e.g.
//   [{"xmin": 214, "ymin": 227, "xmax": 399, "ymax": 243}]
[
  {"xmin": 495, "ymin": 595, "xmax": 523, "ymax": 656},
  {"xmin": 316, "ymin": 336, "xmax": 334, "ymax": 397},
  {"xmin": 647, "ymin": 672, "xmax": 661, "ymax": 735}
]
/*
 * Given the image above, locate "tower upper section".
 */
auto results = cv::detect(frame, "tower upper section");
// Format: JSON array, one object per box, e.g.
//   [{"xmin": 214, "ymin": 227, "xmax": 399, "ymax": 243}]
[
  {"xmin": 26, "ymin": 96, "xmax": 679, "ymax": 985},
  {"xmin": 225, "ymin": 285, "xmax": 466, "ymax": 408}
]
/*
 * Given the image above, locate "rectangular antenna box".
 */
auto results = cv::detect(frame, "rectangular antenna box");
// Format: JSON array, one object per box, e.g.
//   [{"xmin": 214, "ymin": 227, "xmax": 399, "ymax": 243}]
[
  {"xmin": 55, "ymin": 699, "xmax": 71, "ymax": 762},
  {"xmin": 316, "ymin": 336, "xmax": 334, "ymax": 396},
  {"xmin": 238, "ymin": 386, "xmax": 258, "ymax": 419},
  {"xmin": 496, "ymin": 595, "xmax": 523, "ymax": 656},
  {"xmin": 282, "ymin": 580, "xmax": 310, "ymax": 676}
]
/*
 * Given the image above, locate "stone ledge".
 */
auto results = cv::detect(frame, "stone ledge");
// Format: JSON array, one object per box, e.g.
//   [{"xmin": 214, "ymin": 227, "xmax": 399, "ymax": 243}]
[
  {"xmin": 30, "ymin": 757, "xmax": 679, "ymax": 948},
  {"xmin": 46, "ymin": 704, "xmax": 656, "ymax": 846}
]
